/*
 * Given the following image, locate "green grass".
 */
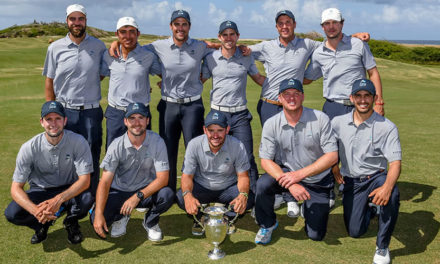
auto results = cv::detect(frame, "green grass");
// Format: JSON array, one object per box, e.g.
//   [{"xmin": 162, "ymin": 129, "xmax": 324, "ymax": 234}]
[{"xmin": 0, "ymin": 37, "xmax": 439, "ymax": 263}]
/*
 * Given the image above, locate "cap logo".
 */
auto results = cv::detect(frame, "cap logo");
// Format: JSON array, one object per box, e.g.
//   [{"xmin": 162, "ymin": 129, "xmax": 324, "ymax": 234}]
[
  {"xmin": 49, "ymin": 102, "xmax": 57, "ymax": 109},
  {"xmin": 288, "ymin": 79, "xmax": 295, "ymax": 86},
  {"xmin": 178, "ymin": 10, "xmax": 184, "ymax": 15},
  {"xmin": 212, "ymin": 113, "xmax": 219, "ymax": 120},
  {"xmin": 226, "ymin": 21, "xmax": 232, "ymax": 26},
  {"xmin": 133, "ymin": 103, "xmax": 139, "ymax": 110},
  {"xmin": 360, "ymin": 80, "xmax": 367, "ymax": 87}
]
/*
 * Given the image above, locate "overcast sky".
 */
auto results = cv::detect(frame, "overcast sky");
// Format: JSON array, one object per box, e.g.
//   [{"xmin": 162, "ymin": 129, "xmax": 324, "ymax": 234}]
[{"xmin": 0, "ymin": 0, "xmax": 438, "ymax": 40}]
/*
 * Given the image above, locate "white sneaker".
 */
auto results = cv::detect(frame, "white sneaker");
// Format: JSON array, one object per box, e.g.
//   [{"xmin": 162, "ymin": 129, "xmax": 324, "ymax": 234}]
[
  {"xmin": 255, "ymin": 221, "xmax": 278, "ymax": 245},
  {"xmin": 274, "ymin": 194, "xmax": 285, "ymax": 209},
  {"xmin": 369, "ymin": 202, "xmax": 381, "ymax": 216},
  {"xmin": 287, "ymin": 201, "xmax": 300, "ymax": 218},
  {"xmin": 136, "ymin": 208, "xmax": 148, "ymax": 213},
  {"xmin": 300, "ymin": 203, "xmax": 305, "ymax": 218},
  {"xmin": 373, "ymin": 247, "xmax": 390, "ymax": 264},
  {"xmin": 111, "ymin": 215, "xmax": 130, "ymax": 237},
  {"xmin": 329, "ymin": 199, "xmax": 335, "ymax": 209},
  {"xmin": 144, "ymin": 223, "xmax": 163, "ymax": 242}
]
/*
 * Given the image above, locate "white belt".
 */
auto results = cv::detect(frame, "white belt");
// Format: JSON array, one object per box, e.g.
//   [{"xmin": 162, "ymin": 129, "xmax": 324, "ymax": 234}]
[
  {"xmin": 108, "ymin": 102, "xmax": 149, "ymax": 112},
  {"xmin": 58, "ymin": 101, "xmax": 100, "ymax": 110},
  {"xmin": 327, "ymin": 98, "xmax": 353, "ymax": 106},
  {"xmin": 161, "ymin": 95, "xmax": 201, "ymax": 104},
  {"xmin": 211, "ymin": 104, "xmax": 247, "ymax": 113}
]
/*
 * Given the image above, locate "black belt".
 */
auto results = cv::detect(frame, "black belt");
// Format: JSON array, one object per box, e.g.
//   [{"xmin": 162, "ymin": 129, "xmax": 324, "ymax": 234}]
[{"xmin": 344, "ymin": 170, "xmax": 385, "ymax": 183}]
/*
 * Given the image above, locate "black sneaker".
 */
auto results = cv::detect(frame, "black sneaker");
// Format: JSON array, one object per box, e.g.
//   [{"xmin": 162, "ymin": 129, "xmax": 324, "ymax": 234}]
[
  {"xmin": 64, "ymin": 220, "xmax": 83, "ymax": 244},
  {"xmin": 31, "ymin": 225, "xmax": 49, "ymax": 244}
]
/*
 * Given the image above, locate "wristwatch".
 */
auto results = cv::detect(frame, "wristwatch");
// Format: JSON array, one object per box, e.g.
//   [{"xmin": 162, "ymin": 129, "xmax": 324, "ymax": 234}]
[{"xmin": 137, "ymin": 191, "xmax": 145, "ymax": 201}]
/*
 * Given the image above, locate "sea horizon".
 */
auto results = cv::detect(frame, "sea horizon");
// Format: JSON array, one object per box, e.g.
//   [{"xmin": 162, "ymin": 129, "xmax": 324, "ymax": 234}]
[{"xmin": 389, "ymin": 40, "xmax": 440, "ymax": 45}]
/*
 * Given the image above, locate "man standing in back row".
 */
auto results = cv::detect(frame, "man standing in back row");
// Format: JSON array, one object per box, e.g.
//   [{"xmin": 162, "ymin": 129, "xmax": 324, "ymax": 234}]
[
  {"xmin": 304, "ymin": 8, "xmax": 385, "ymax": 119},
  {"xmin": 43, "ymin": 4, "xmax": 106, "ymax": 196},
  {"xmin": 201, "ymin": 20, "xmax": 266, "ymax": 193}
]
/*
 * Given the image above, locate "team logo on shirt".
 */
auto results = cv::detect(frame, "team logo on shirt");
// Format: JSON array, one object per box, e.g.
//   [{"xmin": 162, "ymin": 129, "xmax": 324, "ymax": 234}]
[
  {"xmin": 224, "ymin": 157, "xmax": 230, "ymax": 163},
  {"xmin": 66, "ymin": 154, "xmax": 71, "ymax": 160},
  {"xmin": 190, "ymin": 49, "xmax": 195, "ymax": 55}
]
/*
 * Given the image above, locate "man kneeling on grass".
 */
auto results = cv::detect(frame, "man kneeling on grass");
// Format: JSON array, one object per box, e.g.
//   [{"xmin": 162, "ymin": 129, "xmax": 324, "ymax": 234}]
[
  {"xmin": 5, "ymin": 101, "xmax": 93, "ymax": 244},
  {"xmin": 176, "ymin": 110, "xmax": 253, "ymax": 236},
  {"xmin": 91, "ymin": 103, "xmax": 173, "ymax": 241}
]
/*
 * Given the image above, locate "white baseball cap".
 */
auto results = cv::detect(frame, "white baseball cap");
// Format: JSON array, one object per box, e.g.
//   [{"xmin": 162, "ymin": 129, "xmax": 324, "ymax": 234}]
[
  {"xmin": 66, "ymin": 4, "xmax": 86, "ymax": 18},
  {"xmin": 321, "ymin": 8, "xmax": 343, "ymax": 24},
  {"xmin": 116, "ymin": 17, "xmax": 138, "ymax": 30}
]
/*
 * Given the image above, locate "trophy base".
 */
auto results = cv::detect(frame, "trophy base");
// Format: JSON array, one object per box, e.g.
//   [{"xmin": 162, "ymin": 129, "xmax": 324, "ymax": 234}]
[{"xmin": 208, "ymin": 248, "xmax": 226, "ymax": 260}]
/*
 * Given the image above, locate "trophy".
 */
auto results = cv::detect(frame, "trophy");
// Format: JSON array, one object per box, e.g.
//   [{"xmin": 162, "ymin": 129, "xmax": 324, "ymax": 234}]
[{"xmin": 193, "ymin": 205, "xmax": 239, "ymax": 260}]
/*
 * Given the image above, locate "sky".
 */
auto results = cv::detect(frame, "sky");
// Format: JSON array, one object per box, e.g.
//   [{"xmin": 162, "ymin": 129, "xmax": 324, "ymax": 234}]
[{"xmin": 0, "ymin": 0, "xmax": 438, "ymax": 41}]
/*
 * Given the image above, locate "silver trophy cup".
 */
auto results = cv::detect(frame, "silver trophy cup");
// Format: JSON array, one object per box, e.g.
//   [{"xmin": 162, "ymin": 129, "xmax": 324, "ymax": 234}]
[{"xmin": 194, "ymin": 205, "xmax": 238, "ymax": 260}]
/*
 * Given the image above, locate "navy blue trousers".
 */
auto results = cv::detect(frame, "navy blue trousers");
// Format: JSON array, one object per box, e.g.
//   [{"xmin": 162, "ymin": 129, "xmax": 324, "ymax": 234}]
[
  {"xmin": 257, "ymin": 100, "xmax": 283, "ymax": 127},
  {"xmin": 105, "ymin": 105, "xmax": 151, "ymax": 150},
  {"xmin": 64, "ymin": 107, "xmax": 103, "ymax": 197},
  {"xmin": 343, "ymin": 172, "xmax": 400, "ymax": 249},
  {"xmin": 210, "ymin": 109, "xmax": 259, "ymax": 193},
  {"xmin": 157, "ymin": 99, "xmax": 205, "ymax": 192},
  {"xmin": 90, "ymin": 187, "xmax": 174, "ymax": 228},
  {"xmin": 176, "ymin": 181, "xmax": 255, "ymax": 218},
  {"xmin": 322, "ymin": 100, "xmax": 354, "ymax": 120},
  {"xmin": 4, "ymin": 185, "xmax": 93, "ymax": 231},
  {"xmin": 255, "ymin": 173, "xmax": 334, "ymax": 241}
]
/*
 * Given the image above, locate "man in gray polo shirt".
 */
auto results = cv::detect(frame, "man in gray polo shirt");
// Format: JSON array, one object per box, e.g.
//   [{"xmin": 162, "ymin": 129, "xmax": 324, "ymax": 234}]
[
  {"xmin": 331, "ymin": 79, "xmax": 401, "ymax": 264},
  {"xmin": 254, "ymin": 78, "xmax": 338, "ymax": 245},
  {"xmin": 176, "ymin": 111, "xmax": 252, "ymax": 236},
  {"xmin": 4, "ymin": 101, "xmax": 94, "ymax": 245},
  {"xmin": 110, "ymin": 10, "xmax": 213, "ymax": 193},
  {"xmin": 304, "ymin": 8, "xmax": 384, "ymax": 119},
  {"xmin": 91, "ymin": 103, "xmax": 173, "ymax": 241},
  {"xmin": 43, "ymin": 4, "xmax": 106, "ymax": 197},
  {"xmin": 201, "ymin": 20, "xmax": 265, "ymax": 194},
  {"xmin": 101, "ymin": 16, "xmax": 161, "ymax": 149}
]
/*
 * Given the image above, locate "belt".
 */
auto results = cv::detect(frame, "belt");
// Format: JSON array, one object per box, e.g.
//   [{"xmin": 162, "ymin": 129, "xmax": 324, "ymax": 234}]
[
  {"xmin": 211, "ymin": 104, "xmax": 247, "ymax": 113},
  {"xmin": 161, "ymin": 95, "xmax": 201, "ymax": 104},
  {"xmin": 59, "ymin": 101, "xmax": 100, "ymax": 110},
  {"xmin": 108, "ymin": 102, "xmax": 149, "ymax": 112},
  {"xmin": 344, "ymin": 170, "xmax": 385, "ymax": 183},
  {"xmin": 261, "ymin": 97, "xmax": 282, "ymax": 106},
  {"xmin": 326, "ymin": 98, "xmax": 354, "ymax": 106}
]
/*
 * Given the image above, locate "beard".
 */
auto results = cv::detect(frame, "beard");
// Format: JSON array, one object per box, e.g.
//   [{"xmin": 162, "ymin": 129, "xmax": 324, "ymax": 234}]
[
  {"xmin": 69, "ymin": 25, "xmax": 86, "ymax": 38},
  {"xmin": 46, "ymin": 130, "xmax": 63, "ymax": 138}
]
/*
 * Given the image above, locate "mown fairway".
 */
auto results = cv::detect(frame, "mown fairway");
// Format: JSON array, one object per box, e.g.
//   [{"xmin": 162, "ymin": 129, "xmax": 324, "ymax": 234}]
[{"xmin": 0, "ymin": 36, "xmax": 439, "ymax": 263}]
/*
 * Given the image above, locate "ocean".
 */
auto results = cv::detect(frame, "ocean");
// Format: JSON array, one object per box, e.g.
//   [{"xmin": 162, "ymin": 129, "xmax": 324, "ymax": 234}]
[{"xmin": 390, "ymin": 40, "xmax": 440, "ymax": 45}]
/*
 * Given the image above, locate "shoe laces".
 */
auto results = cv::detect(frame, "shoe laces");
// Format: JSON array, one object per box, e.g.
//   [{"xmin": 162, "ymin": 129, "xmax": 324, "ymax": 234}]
[{"xmin": 376, "ymin": 248, "xmax": 388, "ymax": 256}]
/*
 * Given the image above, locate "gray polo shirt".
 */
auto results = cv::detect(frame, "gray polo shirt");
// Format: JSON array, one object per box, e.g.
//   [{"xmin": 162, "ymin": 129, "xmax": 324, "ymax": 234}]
[
  {"xmin": 250, "ymin": 37, "xmax": 321, "ymax": 101},
  {"xmin": 331, "ymin": 111, "xmax": 402, "ymax": 178},
  {"xmin": 202, "ymin": 48, "xmax": 259, "ymax": 107},
  {"xmin": 101, "ymin": 44, "xmax": 161, "ymax": 107},
  {"xmin": 101, "ymin": 131, "xmax": 169, "ymax": 192},
  {"xmin": 304, "ymin": 34, "xmax": 377, "ymax": 100},
  {"xmin": 42, "ymin": 33, "xmax": 106, "ymax": 106},
  {"xmin": 182, "ymin": 134, "xmax": 250, "ymax": 191},
  {"xmin": 259, "ymin": 107, "xmax": 338, "ymax": 183},
  {"xmin": 13, "ymin": 130, "xmax": 93, "ymax": 189},
  {"xmin": 146, "ymin": 37, "xmax": 212, "ymax": 99}
]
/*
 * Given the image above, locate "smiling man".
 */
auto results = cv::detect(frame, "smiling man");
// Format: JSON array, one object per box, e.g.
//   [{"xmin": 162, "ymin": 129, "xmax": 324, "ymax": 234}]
[
  {"xmin": 91, "ymin": 103, "xmax": 173, "ymax": 241},
  {"xmin": 201, "ymin": 20, "xmax": 265, "ymax": 195},
  {"xmin": 101, "ymin": 17, "xmax": 161, "ymax": 149},
  {"xmin": 43, "ymin": 4, "xmax": 106, "ymax": 197},
  {"xmin": 176, "ymin": 111, "xmax": 252, "ymax": 236},
  {"xmin": 4, "ymin": 101, "xmax": 94, "ymax": 245},
  {"xmin": 254, "ymin": 78, "xmax": 338, "ymax": 245},
  {"xmin": 331, "ymin": 79, "xmax": 401, "ymax": 264}
]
